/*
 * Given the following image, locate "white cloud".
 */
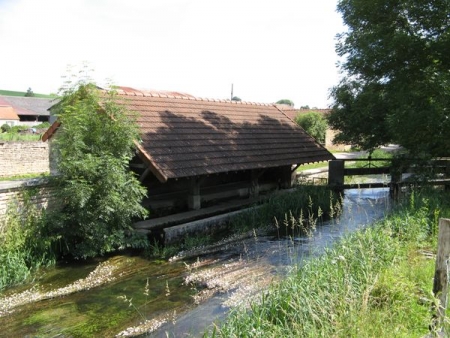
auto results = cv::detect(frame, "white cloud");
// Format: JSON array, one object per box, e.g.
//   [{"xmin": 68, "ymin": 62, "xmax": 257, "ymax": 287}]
[{"xmin": 0, "ymin": 0, "xmax": 345, "ymax": 107}]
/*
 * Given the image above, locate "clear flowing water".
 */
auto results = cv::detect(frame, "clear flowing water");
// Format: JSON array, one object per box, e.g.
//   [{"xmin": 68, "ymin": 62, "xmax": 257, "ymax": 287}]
[{"xmin": 0, "ymin": 188, "xmax": 390, "ymax": 338}]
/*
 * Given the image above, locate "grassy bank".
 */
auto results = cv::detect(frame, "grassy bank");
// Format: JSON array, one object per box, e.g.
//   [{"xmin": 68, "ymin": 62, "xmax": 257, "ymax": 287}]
[{"xmin": 208, "ymin": 189, "xmax": 450, "ymax": 337}]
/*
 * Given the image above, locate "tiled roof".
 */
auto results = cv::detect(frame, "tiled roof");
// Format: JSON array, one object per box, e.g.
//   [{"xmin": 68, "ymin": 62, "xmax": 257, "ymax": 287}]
[
  {"xmin": 0, "ymin": 105, "xmax": 20, "ymax": 120},
  {"xmin": 0, "ymin": 96, "xmax": 56, "ymax": 116},
  {"xmin": 113, "ymin": 90, "xmax": 334, "ymax": 182}
]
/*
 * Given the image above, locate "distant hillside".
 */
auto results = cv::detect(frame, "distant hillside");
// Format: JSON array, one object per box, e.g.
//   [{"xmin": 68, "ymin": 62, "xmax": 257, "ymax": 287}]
[{"xmin": 0, "ymin": 89, "xmax": 57, "ymax": 98}]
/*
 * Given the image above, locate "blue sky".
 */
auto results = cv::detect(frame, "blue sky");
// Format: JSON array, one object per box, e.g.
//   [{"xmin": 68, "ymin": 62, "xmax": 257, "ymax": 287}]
[{"xmin": 0, "ymin": 0, "xmax": 345, "ymax": 107}]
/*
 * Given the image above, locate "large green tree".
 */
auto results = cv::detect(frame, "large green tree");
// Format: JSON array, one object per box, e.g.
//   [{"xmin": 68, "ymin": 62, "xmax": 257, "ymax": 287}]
[
  {"xmin": 295, "ymin": 112, "xmax": 328, "ymax": 144},
  {"xmin": 328, "ymin": 0, "xmax": 450, "ymax": 156},
  {"xmin": 276, "ymin": 99, "xmax": 294, "ymax": 107},
  {"xmin": 48, "ymin": 83, "xmax": 148, "ymax": 259}
]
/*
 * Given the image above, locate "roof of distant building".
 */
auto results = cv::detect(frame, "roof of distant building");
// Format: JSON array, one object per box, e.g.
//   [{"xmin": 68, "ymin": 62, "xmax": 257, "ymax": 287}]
[
  {"xmin": 0, "ymin": 96, "xmax": 57, "ymax": 116},
  {"xmin": 0, "ymin": 105, "xmax": 20, "ymax": 120}
]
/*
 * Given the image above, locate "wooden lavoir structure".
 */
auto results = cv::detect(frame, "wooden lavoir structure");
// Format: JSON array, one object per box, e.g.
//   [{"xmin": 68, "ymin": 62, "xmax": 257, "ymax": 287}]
[
  {"xmin": 110, "ymin": 87, "xmax": 334, "ymax": 215},
  {"xmin": 43, "ymin": 86, "xmax": 335, "ymax": 231}
]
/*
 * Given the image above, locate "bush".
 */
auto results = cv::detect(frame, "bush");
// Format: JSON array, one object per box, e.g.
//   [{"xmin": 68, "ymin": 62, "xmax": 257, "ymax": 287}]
[
  {"xmin": 0, "ymin": 189, "xmax": 55, "ymax": 290},
  {"xmin": 1, "ymin": 123, "xmax": 11, "ymax": 133},
  {"xmin": 32, "ymin": 122, "xmax": 51, "ymax": 129},
  {"xmin": 10, "ymin": 125, "xmax": 29, "ymax": 134}
]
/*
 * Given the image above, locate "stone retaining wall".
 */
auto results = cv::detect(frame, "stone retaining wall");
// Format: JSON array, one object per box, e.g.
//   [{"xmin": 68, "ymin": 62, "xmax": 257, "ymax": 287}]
[
  {"xmin": 0, "ymin": 141, "xmax": 50, "ymax": 178},
  {"xmin": 0, "ymin": 180, "xmax": 55, "ymax": 224}
]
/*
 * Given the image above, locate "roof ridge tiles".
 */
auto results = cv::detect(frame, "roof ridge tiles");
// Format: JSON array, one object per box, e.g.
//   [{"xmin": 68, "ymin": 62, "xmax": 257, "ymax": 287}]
[{"xmin": 105, "ymin": 86, "xmax": 274, "ymax": 106}]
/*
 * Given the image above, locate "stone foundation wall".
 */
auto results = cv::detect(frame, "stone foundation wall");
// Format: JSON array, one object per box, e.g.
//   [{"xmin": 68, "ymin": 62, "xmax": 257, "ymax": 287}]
[{"xmin": 0, "ymin": 141, "xmax": 50, "ymax": 177}]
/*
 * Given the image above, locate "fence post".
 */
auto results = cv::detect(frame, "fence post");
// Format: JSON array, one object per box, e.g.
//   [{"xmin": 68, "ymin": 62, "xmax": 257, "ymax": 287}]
[
  {"xmin": 389, "ymin": 170, "xmax": 401, "ymax": 200},
  {"xmin": 431, "ymin": 218, "xmax": 450, "ymax": 333},
  {"xmin": 328, "ymin": 160, "xmax": 344, "ymax": 188}
]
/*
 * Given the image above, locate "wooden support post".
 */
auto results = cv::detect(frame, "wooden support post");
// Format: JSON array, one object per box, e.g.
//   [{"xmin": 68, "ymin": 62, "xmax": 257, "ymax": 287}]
[
  {"xmin": 139, "ymin": 167, "xmax": 151, "ymax": 183},
  {"xmin": 431, "ymin": 218, "xmax": 450, "ymax": 333},
  {"xmin": 188, "ymin": 177, "xmax": 201, "ymax": 210},
  {"xmin": 280, "ymin": 165, "xmax": 295, "ymax": 189},
  {"xmin": 328, "ymin": 160, "xmax": 344, "ymax": 187},
  {"xmin": 250, "ymin": 170, "xmax": 259, "ymax": 198}
]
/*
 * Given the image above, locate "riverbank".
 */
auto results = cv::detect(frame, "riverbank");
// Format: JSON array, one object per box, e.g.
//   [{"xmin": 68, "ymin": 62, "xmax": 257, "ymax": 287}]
[{"xmin": 209, "ymin": 188, "xmax": 450, "ymax": 337}]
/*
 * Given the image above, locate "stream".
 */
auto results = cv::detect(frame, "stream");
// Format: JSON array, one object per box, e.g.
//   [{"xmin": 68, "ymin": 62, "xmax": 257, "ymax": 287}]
[{"xmin": 0, "ymin": 188, "xmax": 390, "ymax": 337}]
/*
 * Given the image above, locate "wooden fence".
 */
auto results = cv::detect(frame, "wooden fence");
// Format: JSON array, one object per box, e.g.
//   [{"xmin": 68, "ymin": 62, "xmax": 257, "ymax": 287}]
[{"xmin": 328, "ymin": 158, "xmax": 450, "ymax": 195}]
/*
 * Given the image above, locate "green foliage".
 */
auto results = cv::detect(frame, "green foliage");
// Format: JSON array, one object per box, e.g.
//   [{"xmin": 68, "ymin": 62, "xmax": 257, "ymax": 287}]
[
  {"xmin": 329, "ymin": 0, "xmax": 450, "ymax": 157},
  {"xmin": 276, "ymin": 99, "xmax": 294, "ymax": 107},
  {"xmin": 0, "ymin": 189, "xmax": 55, "ymax": 290},
  {"xmin": 1, "ymin": 123, "xmax": 11, "ymax": 133},
  {"xmin": 0, "ymin": 122, "xmax": 50, "ymax": 141},
  {"xmin": 32, "ymin": 121, "xmax": 51, "ymax": 129},
  {"xmin": 231, "ymin": 96, "xmax": 241, "ymax": 102},
  {"xmin": 47, "ymin": 83, "xmax": 148, "ymax": 259},
  {"xmin": 294, "ymin": 112, "xmax": 328, "ymax": 144}
]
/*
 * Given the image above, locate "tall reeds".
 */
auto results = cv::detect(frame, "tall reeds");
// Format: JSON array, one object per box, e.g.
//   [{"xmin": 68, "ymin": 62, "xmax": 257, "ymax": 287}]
[{"xmin": 208, "ymin": 189, "xmax": 450, "ymax": 337}]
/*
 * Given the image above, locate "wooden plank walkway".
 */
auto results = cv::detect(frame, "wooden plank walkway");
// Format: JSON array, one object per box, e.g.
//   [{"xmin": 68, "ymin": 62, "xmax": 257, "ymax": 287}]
[{"xmin": 133, "ymin": 198, "xmax": 258, "ymax": 233}]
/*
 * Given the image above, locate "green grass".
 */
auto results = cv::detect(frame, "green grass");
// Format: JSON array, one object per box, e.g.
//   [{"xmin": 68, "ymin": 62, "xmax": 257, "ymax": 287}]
[
  {"xmin": 296, "ymin": 161, "xmax": 328, "ymax": 172},
  {"xmin": 207, "ymin": 188, "xmax": 450, "ymax": 337},
  {"xmin": 0, "ymin": 89, "xmax": 57, "ymax": 98},
  {"xmin": 352, "ymin": 148, "xmax": 393, "ymax": 168},
  {"xmin": 296, "ymin": 149, "xmax": 393, "ymax": 173},
  {"xmin": 0, "ymin": 133, "xmax": 41, "ymax": 141},
  {"xmin": 0, "ymin": 173, "xmax": 50, "ymax": 181}
]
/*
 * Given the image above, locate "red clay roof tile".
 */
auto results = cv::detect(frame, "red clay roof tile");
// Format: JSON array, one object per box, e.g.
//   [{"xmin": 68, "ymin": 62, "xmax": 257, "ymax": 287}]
[{"xmin": 0, "ymin": 106, "xmax": 20, "ymax": 120}]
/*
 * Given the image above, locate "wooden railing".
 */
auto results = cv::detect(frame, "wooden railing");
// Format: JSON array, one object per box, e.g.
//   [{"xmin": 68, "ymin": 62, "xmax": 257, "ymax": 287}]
[{"xmin": 328, "ymin": 158, "xmax": 450, "ymax": 194}]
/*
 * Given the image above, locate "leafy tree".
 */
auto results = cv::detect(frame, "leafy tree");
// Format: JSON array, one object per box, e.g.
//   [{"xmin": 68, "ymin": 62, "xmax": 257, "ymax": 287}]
[
  {"xmin": 24, "ymin": 87, "xmax": 34, "ymax": 97},
  {"xmin": 276, "ymin": 99, "xmax": 294, "ymax": 107},
  {"xmin": 48, "ymin": 83, "xmax": 148, "ymax": 259},
  {"xmin": 329, "ymin": 0, "xmax": 450, "ymax": 156},
  {"xmin": 295, "ymin": 112, "xmax": 328, "ymax": 144},
  {"xmin": 300, "ymin": 105, "xmax": 310, "ymax": 109},
  {"xmin": 231, "ymin": 96, "xmax": 242, "ymax": 102}
]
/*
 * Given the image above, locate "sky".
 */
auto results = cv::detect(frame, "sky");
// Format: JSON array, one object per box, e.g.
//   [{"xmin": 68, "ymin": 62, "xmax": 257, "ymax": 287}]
[{"xmin": 0, "ymin": 0, "xmax": 345, "ymax": 108}]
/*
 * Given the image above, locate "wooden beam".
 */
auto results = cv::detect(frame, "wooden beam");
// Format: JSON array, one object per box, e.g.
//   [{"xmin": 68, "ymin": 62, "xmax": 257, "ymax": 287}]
[
  {"xmin": 344, "ymin": 167, "xmax": 391, "ymax": 176},
  {"xmin": 133, "ymin": 141, "xmax": 167, "ymax": 183},
  {"xmin": 130, "ymin": 163, "xmax": 147, "ymax": 169},
  {"xmin": 139, "ymin": 167, "xmax": 151, "ymax": 182},
  {"xmin": 291, "ymin": 164, "xmax": 301, "ymax": 173}
]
